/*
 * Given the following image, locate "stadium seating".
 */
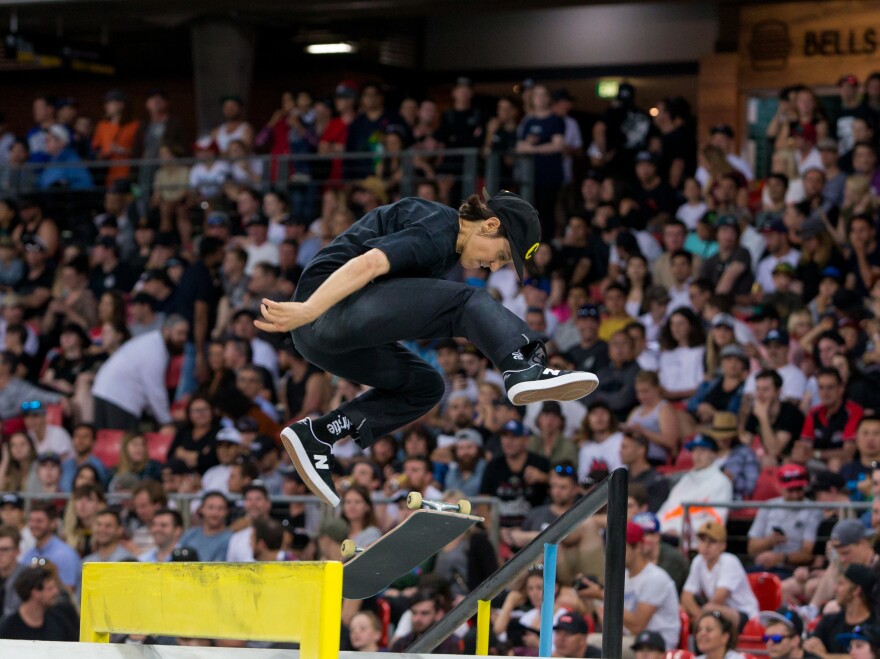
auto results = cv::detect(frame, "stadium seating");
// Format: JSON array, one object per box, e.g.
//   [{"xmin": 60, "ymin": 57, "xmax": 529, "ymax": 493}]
[
  {"xmin": 748, "ymin": 572, "xmax": 783, "ymax": 611},
  {"xmin": 144, "ymin": 432, "xmax": 174, "ymax": 463},
  {"xmin": 93, "ymin": 429, "xmax": 125, "ymax": 468}
]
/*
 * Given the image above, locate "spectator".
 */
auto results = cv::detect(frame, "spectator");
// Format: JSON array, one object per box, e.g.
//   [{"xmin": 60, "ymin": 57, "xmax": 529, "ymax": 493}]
[
  {"xmin": 0, "ymin": 525, "xmax": 24, "ymax": 616},
  {"xmin": 188, "ymin": 136, "xmax": 228, "ymax": 200},
  {"xmin": 179, "ymin": 491, "xmax": 232, "ymax": 562},
  {"xmin": 696, "ymin": 124, "xmax": 754, "ymax": 186},
  {"xmin": 0, "ymin": 566, "xmax": 77, "ymax": 641},
  {"xmin": 801, "ymin": 367, "xmax": 864, "ymax": 471},
  {"xmin": 59, "ymin": 423, "xmax": 103, "ymax": 494},
  {"xmin": 339, "ymin": 484, "xmax": 381, "ymax": 549},
  {"xmin": 81, "ymin": 508, "xmax": 134, "ymax": 563},
  {"xmin": 626, "ymin": 370, "xmax": 679, "ymax": 465},
  {"xmin": 61, "ymin": 484, "xmax": 105, "ymax": 558},
  {"xmin": 88, "ymin": 237, "xmax": 136, "ymax": 299},
  {"xmin": 552, "ymin": 612, "xmax": 591, "ymax": 659},
  {"xmin": 345, "ymin": 82, "xmax": 399, "ymax": 180},
  {"xmin": 658, "ymin": 308, "xmax": 706, "ymax": 400},
  {"xmin": 583, "ymin": 521, "xmax": 680, "ymax": 653},
  {"xmin": 127, "ymin": 480, "xmax": 166, "ymax": 556},
  {"xmin": 0, "ymin": 494, "xmax": 31, "ymax": 554},
  {"xmin": 620, "ymin": 432, "xmax": 669, "ymax": 513},
  {"xmin": 741, "ymin": 369, "xmax": 805, "ymax": 465},
  {"xmin": 803, "ymin": 565, "xmax": 877, "ymax": 658},
  {"xmin": 682, "ymin": 521, "xmax": 759, "ymax": 630},
  {"xmin": 19, "ymin": 502, "xmax": 81, "ymax": 589},
  {"xmin": 138, "ymin": 508, "xmax": 184, "ymax": 562},
  {"xmin": 747, "ymin": 464, "xmax": 822, "ymax": 574},
  {"xmin": 444, "ymin": 428, "xmax": 487, "ymax": 498},
  {"xmin": 349, "ymin": 611, "xmax": 384, "ymax": 652},
  {"xmin": 693, "ymin": 610, "xmax": 747, "ymax": 659},
  {"xmin": 631, "ymin": 631, "xmax": 667, "ymax": 659},
  {"xmin": 629, "ymin": 151, "xmax": 678, "ymax": 230},
  {"xmin": 480, "ymin": 419, "xmax": 550, "ymax": 529},
  {"xmin": 166, "ymin": 395, "xmax": 220, "ymax": 473},
  {"xmin": 841, "ymin": 417, "xmax": 880, "ymax": 499},
  {"xmin": 846, "ymin": 215, "xmax": 880, "ymax": 298},
  {"xmin": 37, "ymin": 125, "xmax": 92, "ymax": 191},
  {"xmin": 568, "ymin": 304, "xmax": 609, "ymax": 374},
  {"xmin": 31, "ymin": 452, "xmax": 63, "ymax": 497},
  {"xmin": 700, "ymin": 215, "xmax": 754, "ymax": 304},
  {"xmin": 632, "ymin": 511, "xmax": 689, "ymax": 593},
  {"xmin": 211, "ymin": 95, "xmax": 254, "ymax": 155},
  {"xmin": 745, "ymin": 331, "xmax": 807, "ymax": 404},
  {"xmin": 657, "ymin": 435, "xmax": 733, "ymax": 538},
  {"xmin": 250, "ymin": 517, "xmax": 285, "ymax": 561},
  {"xmin": 687, "ymin": 344, "xmax": 748, "ymax": 429},
  {"xmin": 200, "ymin": 427, "xmax": 243, "ymax": 493},
  {"xmin": 91, "ymin": 315, "xmax": 188, "ymax": 431},
  {"xmin": 594, "ymin": 330, "xmax": 640, "ymax": 420},
  {"xmin": 528, "ymin": 402, "xmax": 578, "ymax": 466},
  {"xmin": 22, "ymin": 400, "xmax": 73, "ymax": 460},
  {"xmin": 91, "ymin": 90, "xmax": 141, "ymax": 186},
  {"xmin": 757, "ymin": 607, "xmax": 809, "ymax": 659},
  {"xmin": 577, "ymin": 401, "xmax": 624, "ymax": 483},
  {"xmin": 226, "ymin": 482, "xmax": 274, "ymax": 562},
  {"xmin": 756, "ymin": 219, "xmax": 801, "ymax": 295},
  {"xmin": 390, "ymin": 590, "xmax": 460, "ymax": 653}
]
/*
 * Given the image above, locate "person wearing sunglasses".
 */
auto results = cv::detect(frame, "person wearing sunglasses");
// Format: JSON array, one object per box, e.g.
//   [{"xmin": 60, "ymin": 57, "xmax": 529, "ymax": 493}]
[
  {"xmin": 758, "ymin": 606, "xmax": 811, "ymax": 659},
  {"xmin": 837, "ymin": 623, "xmax": 880, "ymax": 659}
]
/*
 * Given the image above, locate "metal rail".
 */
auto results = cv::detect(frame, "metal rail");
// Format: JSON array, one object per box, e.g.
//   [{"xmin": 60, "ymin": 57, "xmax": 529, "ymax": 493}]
[{"xmin": 406, "ymin": 468, "xmax": 628, "ymax": 655}]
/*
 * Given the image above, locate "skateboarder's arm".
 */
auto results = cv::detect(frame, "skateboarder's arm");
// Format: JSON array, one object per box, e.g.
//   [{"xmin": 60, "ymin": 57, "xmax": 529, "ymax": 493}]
[{"xmin": 255, "ymin": 249, "xmax": 391, "ymax": 332}]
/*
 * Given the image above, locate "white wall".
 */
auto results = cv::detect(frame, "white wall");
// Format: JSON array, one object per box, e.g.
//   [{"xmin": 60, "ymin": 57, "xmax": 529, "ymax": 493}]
[{"xmin": 424, "ymin": 2, "xmax": 718, "ymax": 71}]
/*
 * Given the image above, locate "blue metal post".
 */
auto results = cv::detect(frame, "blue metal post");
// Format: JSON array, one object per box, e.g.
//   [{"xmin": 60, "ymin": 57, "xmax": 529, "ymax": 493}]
[{"xmin": 539, "ymin": 543, "xmax": 557, "ymax": 657}]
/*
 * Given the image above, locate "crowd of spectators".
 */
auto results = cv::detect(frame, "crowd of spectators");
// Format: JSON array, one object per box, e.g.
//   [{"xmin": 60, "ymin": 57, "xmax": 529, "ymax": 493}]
[{"xmin": 3, "ymin": 70, "xmax": 880, "ymax": 657}]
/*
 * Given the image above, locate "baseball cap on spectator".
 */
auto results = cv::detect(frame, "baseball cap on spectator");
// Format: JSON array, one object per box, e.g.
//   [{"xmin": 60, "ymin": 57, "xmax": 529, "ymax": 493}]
[
  {"xmin": 838, "ymin": 316, "xmax": 859, "ymax": 331},
  {"xmin": 710, "ymin": 124, "xmax": 735, "ymax": 138},
  {"xmin": 353, "ymin": 176, "xmax": 389, "ymax": 206},
  {"xmin": 553, "ymin": 612, "xmax": 588, "ymax": 635},
  {"xmin": 697, "ymin": 521, "xmax": 726, "ymax": 542},
  {"xmin": 334, "ymin": 81, "xmax": 358, "ymax": 98},
  {"xmin": 720, "ymin": 344, "xmax": 749, "ymax": 366},
  {"xmin": 454, "ymin": 428, "xmax": 483, "ymax": 448},
  {"xmin": 799, "ymin": 215, "xmax": 826, "ymax": 239},
  {"xmin": 703, "ymin": 411, "xmax": 738, "ymax": 441},
  {"xmin": 206, "ymin": 211, "xmax": 230, "ymax": 227},
  {"xmin": 820, "ymin": 266, "xmax": 843, "ymax": 283},
  {"xmin": 632, "ymin": 512, "xmax": 660, "ymax": 534},
  {"xmin": 844, "ymin": 564, "xmax": 878, "ymax": 594},
  {"xmin": 235, "ymin": 417, "xmax": 259, "ymax": 433},
  {"xmin": 635, "ymin": 151, "xmax": 658, "ymax": 165},
  {"xmin": 242, "ymin": 480, "xmax": 269, "ymax": 498},
  {"xmin": 501, "ymin": 420, "xmax": 527, "ymax": 437},
  {"xmin": 715, "ymin": 214, "xmax": 739, "ymax": 229},
  {"xmin": 23, "ymin": 236, "xmax": 48, "ymax": 253},
  {"xmin": 104, "ymin": 89, "xmax": 127, "ymax": 103},
  {"xmin": 837, "ymin": 624, "xmax": 880, "ymax": 649},
  {"xmin": 0, "ymin": 493, "xmax": 23, "ymax": 509},
  {"xmin": 142, "ymin": 269, "xmax": 172, "ymax": 287},
  {"xmin": 763, "ymin": 329, "xmax": 789, "ymax": 345},
  {"xmin": 758, "ymin": 606, "xmax": 805, "ymax": 636},
  {"xmin": 711, "ymin": 313, "xmax": 736, "ymax": 329},
  {"xmin": 216, "ymin": 427, "xmax": 243, "ymax": 445},
  {"xmin": 523, "ymin": 277, "xmax": 551, "ymax": 294},
  {"xmin": 778, "ymin": 463, "xmax": 809, "ymax": 489},
  {"xmin": 761, "ymin": 218, "xmax": 788, "ymax": 234},
  {"xmin": 631, "ymin": 631, "xmax": 666, "ymax": 652},
  {"xmin": 831, "ymin": 519, "xmax": 875, "ymax": 546},
  {"xmin": 817, "ymin": 137, "xmax": 839, "ymax": 152},
  {"xmin": 577, "ymin": 304, "xmax": 600, "ymax": 320},
  {"xmin": 21, "ymin": 400, "xmax": 44, "ymax": 415},
  {"xmin": 131, "ymin": 292, "xmax": 159, "ymax": 311},
  {"xmin": 37, "ymin": 452, "xmax": 62, "ymax": 466},
  {"xmin": 749, "ymin": 304, "xmax": 780, "ymax": 322},
  {"xmin": 318, "ymin": 517, "xmax": 349, "ymax": 543},
  {"xmin": 626, "ymin": 521, "xmax": 645, "ymax": 544},
  {"xmin": 540, "ymin": 401, "xmax": 564, "ymax": 419},
  {"xmin": 685, "ymin": 436, "xmax": 718, "ymax": 452},
  {"xmin": 249, "ymin": 437, "xmax": 278, "ymax": 460},
  {"xmin": 45, "ymin": 124, "xmax": 69, "ymax": 145},
  {"xmin": 812, "ymin": 470, "xmax": 846, "ymax": 494},
  {"xmin": 772, "ymin": 262, "xmax": 795, "ymax": 277}
]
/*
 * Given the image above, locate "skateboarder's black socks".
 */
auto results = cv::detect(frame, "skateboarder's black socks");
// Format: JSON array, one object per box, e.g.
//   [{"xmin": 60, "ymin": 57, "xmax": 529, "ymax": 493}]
[{"xmin": 312, "ymin": 410, "xmax": 355, "ymax": 443}]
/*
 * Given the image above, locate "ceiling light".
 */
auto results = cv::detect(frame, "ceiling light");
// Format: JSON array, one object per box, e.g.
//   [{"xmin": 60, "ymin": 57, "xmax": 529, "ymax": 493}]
[{"xmin": 305, "ymin": 43, "xmax": 354, "ymax": 55}]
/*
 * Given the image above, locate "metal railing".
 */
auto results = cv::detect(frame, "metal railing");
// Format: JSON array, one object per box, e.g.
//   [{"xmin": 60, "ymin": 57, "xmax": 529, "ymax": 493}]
[
  {"xmin": 407, "ymin": 468, "xmax": 629, "ymax": 659},
  {"xmin": 0, "ymin": 148, "xmax": 536, "ymax": 206}
]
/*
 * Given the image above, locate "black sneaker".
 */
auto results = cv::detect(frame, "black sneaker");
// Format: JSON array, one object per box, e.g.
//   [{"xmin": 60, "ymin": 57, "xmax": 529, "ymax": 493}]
[
  {"xmin": 503, "ymin": 342, "xmax": 599, "ymax": 405},
  {"xmin": 280, "ymin": 419, "xmax": 340, "ymax": 507}
]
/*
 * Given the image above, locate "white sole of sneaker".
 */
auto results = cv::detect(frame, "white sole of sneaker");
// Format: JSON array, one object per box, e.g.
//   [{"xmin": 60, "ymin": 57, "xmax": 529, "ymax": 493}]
[
  {"xmin": 280, "ymin": 425, "xmax": 341, "ymax": 508},
  {"xmin": 507, "ymin": 372, "xmax": 599, "ymax": 405}
]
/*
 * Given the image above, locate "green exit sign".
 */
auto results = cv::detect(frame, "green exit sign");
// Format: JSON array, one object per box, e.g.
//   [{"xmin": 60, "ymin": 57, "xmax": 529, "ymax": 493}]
[{"xmin": 596, "ymin": 80, "xmax": 619, "ymax": 99}]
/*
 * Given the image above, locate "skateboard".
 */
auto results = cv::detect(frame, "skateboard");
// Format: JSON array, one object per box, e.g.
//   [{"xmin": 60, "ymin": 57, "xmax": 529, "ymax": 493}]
[{"xmin": 340, "ymin": 494, "xmax": 482, "ymax": 600}]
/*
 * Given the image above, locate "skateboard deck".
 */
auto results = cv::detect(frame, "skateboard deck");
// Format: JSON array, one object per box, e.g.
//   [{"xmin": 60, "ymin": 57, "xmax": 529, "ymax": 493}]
[{"xmin": 342, "ymin": 509, "xmax": 481, "ymax": 599}]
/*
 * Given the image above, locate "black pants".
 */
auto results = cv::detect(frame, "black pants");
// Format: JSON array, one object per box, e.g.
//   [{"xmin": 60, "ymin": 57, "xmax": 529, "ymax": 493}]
[
  {"xmin": 93, "ymin": 396, "xmax": 140, "ymax": 431},
  {"xmin": 292, "ymin": 277, "xmax": 544, "ymax": 448}
]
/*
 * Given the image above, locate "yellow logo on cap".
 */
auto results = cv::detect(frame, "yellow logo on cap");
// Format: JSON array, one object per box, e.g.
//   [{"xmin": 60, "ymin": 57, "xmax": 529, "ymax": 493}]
[{"xmin": 525, "ymin": 242, "xmax": 540, "ymax": 260}]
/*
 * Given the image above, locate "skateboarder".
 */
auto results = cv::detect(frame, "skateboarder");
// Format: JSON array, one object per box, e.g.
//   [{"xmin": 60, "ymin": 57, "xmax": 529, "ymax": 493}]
[{"xmin": 256, "ymin": 191, "xmax": 598, "ymax": 506}]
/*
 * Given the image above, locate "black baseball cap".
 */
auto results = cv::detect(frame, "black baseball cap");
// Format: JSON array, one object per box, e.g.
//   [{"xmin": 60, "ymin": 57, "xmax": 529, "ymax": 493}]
[
  {"xmin": 631, "ymin": 630, "xmax": 666, "ymax": 652},
  {"xmin": 486, "ymin": 190, "xmax": 542, "ymax": 281},
  {"xmin": 0, "ymin": 493, "xmax": 23, "ymax": 508},
  {"xmin": 553, "ymin": 612, "xmax": 589, "ymax": 635}
]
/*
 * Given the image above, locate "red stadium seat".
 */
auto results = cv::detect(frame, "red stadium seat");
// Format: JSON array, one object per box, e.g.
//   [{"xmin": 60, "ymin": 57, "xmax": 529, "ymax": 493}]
[
  {"xmin": 376, "ymin": 597, "xmax": 391, "ymax": 648},
  {"xmin": 94, "ymin": 429, "xmax": 125, "ymax": 468},
  {"xmin": 145, "ymin": 432, "xmax": 175, "ymax": 463},
  {"xmin": 673, "ymin": 449, "xmax": 693, "ymax": 471},
  {"xmin": 748, "ymin": 572, "xmax": 783, "ymax": 611},
  {"xmin": 44, "ymin": 403, "xmax": 64, "ymax": 427},
  {"xmin": 666, "ymin": 651, "xmax": 694, "ymax": 659},
  {"xmin": 737, "ymin": 617, "xmax": 767, "ymax": 652},
  {"xmin": 679, "ymin": 609, "xmax": 690, "ymax": 650},
  {"xmin": 751, "ymin": 467, "xmax": 782, "ymax": 501}
]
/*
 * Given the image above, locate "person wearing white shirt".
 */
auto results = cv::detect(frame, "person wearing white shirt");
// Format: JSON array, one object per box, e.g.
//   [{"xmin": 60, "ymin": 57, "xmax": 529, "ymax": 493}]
[
  {"xmin": 695, "ymin": 124, "xmax": 754, "ymax": 187},
  {"xmin": 241, "ymin": 217, "xmax": 280, "ymax": 276},
  {"xmin": 226, "ymin": 481, "xmax": 274, "ymax": 562},
  {"xmin": 743, "ymin": 330, "xmax": 806, "ymax": 403},
  {"xmin": 201, "ymin": 427, "xmax": 243, "ymax": 494},
  {"xmin": 137, "ymin": 508, "xmax": 183, "ymax": 562},
  {"xmin": 682, "ymin": 521, "xmax": 759, "ymax": 631},
  {"xmin": 23, "ymin": 408, "xmax": 73, "ymax": 461},
  {"xmin": 659, "ymin": 309, "xmax": 705, "ymax": 400},
  {"xmin": 92, "ymin": 318, "xmax": 188, "ymax": 431},
  {"xmin": 754, "ymin": 221, "xmax": 801, "ymax": 294}
]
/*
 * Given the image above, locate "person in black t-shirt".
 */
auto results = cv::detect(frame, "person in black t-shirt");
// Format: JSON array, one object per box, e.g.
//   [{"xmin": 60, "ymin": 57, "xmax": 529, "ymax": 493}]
[
  {"xmin": 568, "ymin": 304, "xmax": 610, "ymax": 375},
  {"xmin": 0, "ymin": 566, "xmax": 77, "ymax": 641},
  {"xmin": 743, "ymin": 369, "xmax": 805, "ymax": 464},
  {"xmin": 479, "ymin": 420, "xmax": 550, "ymax": 528},
  {"xmin": 256, "ymin": 193, "xmax": 598, "ymax": 508},
  {"xmin": 700, "ymin": 215, "xmax": 754, "ymax": 304},
  {"xmin": 19, "ymin": 237, "xmax": 55, "ymax": 321},
  {"xmin": 804, "ymin": 565, "xmax": 876, "ymax": 657}
]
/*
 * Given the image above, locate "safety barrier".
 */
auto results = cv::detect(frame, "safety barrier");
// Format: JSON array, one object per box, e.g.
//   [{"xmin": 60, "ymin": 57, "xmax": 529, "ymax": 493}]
[{"xmin": 79, "ymin": 561, "xmax": 342, "ymax": 659}]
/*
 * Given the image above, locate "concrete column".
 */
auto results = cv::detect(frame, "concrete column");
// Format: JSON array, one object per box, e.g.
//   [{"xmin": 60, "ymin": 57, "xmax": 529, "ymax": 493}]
[{"xmin": 190, "ymin": 18, "xmax": 255, "ymax": 136}]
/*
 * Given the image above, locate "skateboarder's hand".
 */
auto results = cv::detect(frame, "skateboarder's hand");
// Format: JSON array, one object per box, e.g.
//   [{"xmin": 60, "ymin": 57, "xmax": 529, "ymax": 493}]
[{"xmin": 255, "ymin": 299, "xmax": 317, "ymax": 333}]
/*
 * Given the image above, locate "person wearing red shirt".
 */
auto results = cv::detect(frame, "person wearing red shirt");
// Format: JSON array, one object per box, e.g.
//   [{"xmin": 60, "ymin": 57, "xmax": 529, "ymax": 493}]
[
  {"xmin": 91, "ymin": 90, "xmax": 141, "ymax": 186},
  {"xmin": 801, "ymin": 367, "xmax": 863, "ymax": 471},
  {"xmin": 319, "ymin": 81, "xmax": 358, "ymax": 188}
]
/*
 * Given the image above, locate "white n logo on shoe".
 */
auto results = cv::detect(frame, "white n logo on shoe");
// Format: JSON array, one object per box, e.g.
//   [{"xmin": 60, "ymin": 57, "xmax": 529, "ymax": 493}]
[
  {"xmin": 542, "ymin": 368, "xmax": 561, "ymax": 376},
  {"xmin": 314, "ymin": 455, "xmax": 329, "ymax": 470}
]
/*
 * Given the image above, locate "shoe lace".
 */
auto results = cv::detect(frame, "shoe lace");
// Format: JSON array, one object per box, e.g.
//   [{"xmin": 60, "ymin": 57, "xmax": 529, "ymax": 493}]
[{"xmin": 526, "ymin": 340, "xmax": 548, "ymax": 368}]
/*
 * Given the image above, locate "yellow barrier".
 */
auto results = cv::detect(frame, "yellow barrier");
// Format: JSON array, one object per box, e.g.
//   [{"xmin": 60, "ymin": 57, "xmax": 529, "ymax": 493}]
[{"xmin": 80, "ymin": 561, "xmax": 343, "ymax": 659}]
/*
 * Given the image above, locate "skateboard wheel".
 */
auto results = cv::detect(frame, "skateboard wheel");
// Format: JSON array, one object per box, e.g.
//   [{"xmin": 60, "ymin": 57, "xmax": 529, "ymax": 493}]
[
  {"xmin": 457, "ymin": 499, "xmax": 471, "ymax": 516},
  {"xmin": 341, "ymin": 539, "xmax": 357, "ymax": 558},
  {"xmin": 407, "ymin": 492, "xmax": 423, "ymax": 510}
]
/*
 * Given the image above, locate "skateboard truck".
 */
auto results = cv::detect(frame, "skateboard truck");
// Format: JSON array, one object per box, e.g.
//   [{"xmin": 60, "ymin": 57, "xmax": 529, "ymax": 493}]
[
  {"xmin": 340, "ymin": 539, "xmax": 364, "ymax": 559},
  {"xmin": 406, "ymin": 492, "xmax": 472, "ymax": 516}
]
